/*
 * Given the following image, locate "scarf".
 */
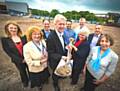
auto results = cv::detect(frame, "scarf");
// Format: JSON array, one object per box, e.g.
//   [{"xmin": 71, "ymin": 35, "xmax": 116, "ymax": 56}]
[{"xmin": 91, "ymin": 47, "xmax": 110, "ymax": 72}]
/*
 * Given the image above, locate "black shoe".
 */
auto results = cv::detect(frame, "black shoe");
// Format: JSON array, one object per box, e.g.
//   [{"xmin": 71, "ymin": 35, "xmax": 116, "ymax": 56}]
[
  {"xmin": 54, "ymin": 85, "xmax": 60, "ymax": 91},
  {"xmin": 44, "ymin": 79, "xmax": 49, "ymax": 84},
  {"xmin": 71, "ymin": 81, "xmax": 77, "ymax": 85},
  {"xmin": 37, "ymin": 86, "xmax": 42, "ymax": 91},
  {"xmin": 80, "ymin": 87, "xmax": 84, "ymax": 91},
  {"xmin": 23, "ymin": 83, "xmax": 28, "ymax": 87}
]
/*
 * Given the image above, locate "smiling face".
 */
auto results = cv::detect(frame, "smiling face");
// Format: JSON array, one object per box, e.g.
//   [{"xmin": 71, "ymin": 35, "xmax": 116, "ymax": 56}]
[
  {"xmin": 95, "ymin": 25, "xmax": 102, "ymax": 35},
  {"xmin": 78, "ymin": 32, "xmax": 87, "ymax": 41},
  {"xmin": 66, "ymin": 21, "xmax": 72, "ymax": 29},
  {"xmin": 8, "ymin": 24, "xmax": 18, "ymax": 36},
  {"xmin": 100, "ymin": 36, "xmax": 111, "ymax": 51},
  {"xmin": 55, "ymin": 19, "xmax": 66, "ymax": 33},
  {"xmin": 54, "ymin": 14, "xmax": 66, "ymax": 33},
  {"xmin": 79, "ymin": 18, "xmax": 86, "ymax": 27},
  {"xmin": 43, "ymin": 20, "xmax": 50, "ymax": 30},
  {"xmin": 32, "ymin": 31, "xmax": 42, "ymax": 43}
]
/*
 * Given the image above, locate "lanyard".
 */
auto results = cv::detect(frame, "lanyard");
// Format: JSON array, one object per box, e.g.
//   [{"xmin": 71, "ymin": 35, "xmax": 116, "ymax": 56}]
[{"xmin": 32, "ymin": 41, "xmax": 45, "ymax": 54}]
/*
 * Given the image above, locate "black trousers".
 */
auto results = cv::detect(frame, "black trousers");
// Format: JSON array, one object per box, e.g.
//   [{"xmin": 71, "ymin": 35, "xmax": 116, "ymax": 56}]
[
  {"xmin": 84, "ymin": 69, "xmax": 98, "ymax": 91},
  {"xmin": 14, "ymin": 62, "xmax": 29, "ymax": 84},
  {"xmin": 52, "ymin": 72, "xmax": 65, "ymax": 87},
  {"xmin": 71, "ymin": 60, "xmax": 85, "ymax": 84},
  {"xmin": 52, "ymin": 73, "xmax": 60, "ymax": 86}
]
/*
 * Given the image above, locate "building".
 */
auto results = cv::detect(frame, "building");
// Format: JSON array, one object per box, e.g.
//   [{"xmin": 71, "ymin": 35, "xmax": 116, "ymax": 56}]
[
  {"xmin": 0, "ymin": 0, "xmax": 7, "ymax": 14},
  {"xmin": 0, "ymin": 0, "xmax": 29, "ymax": 16}
]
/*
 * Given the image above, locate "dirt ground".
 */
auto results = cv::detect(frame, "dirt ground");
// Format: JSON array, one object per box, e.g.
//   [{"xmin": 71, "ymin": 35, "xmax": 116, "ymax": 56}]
[{"xmin": 0, "ymin": 14, "xmax": 120, "ymax": 91}]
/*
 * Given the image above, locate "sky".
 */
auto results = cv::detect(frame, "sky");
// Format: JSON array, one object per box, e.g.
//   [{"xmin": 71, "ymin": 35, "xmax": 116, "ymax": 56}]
[{"xmin": 3, "ymin": 0, "xmax": 120, "ymax": 14}]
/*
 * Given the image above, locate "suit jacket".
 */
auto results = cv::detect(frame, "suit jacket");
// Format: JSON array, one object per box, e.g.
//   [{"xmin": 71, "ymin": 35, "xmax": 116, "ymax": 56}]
[
  {"xmin": 1, "ymin": 35, "xmax": 27, "ymax": 63},
  {"xmin": 47, "ymin": 30, "xmax": 66, "ymax": 71},
  {"xmin": 87, "ymin": 33, "xmax": 102, "ymax": 46},
  {"xmin": 41, "ymin": 29, "xmax": 53, "ymax": 41},
  {"xmin": 23, "ymin": 40, "xmax": 48, "ymax": 73},
  {"xmin": 72, "ymin": 40, "xmax": 90, "ymax": 70}
]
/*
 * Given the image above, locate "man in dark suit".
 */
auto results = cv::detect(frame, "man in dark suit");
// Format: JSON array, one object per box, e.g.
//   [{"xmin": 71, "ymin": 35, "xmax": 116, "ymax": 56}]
[
  {"xmin": 47, "ymin": 14, "xmax": 67, "ymax": 91},
  {"xmin": 88, "ymin": 24, "xmax": 103, "ymax": 48},
  {"xmin": 41, "ymin": 19, "xmax": 53, "ymax": 41}
]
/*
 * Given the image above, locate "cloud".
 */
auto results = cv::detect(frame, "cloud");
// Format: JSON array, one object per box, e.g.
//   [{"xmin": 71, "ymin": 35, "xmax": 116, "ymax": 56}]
[{"xmin": 5, "ymin": 0, "xmax": 120, "ymax": 13}]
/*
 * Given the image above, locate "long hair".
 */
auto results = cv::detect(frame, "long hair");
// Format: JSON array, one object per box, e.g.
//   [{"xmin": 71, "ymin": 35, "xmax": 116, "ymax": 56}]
[{"xmin": 5, "ymin": 21, "xmax": 22, "ymax": 37}]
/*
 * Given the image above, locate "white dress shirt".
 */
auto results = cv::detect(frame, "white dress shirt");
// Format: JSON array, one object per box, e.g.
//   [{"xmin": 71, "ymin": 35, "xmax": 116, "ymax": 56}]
[
  {"xmin": 90, "ymin": 34, "xmax": 101, "ymax": 48},
  {"xmin": 56, "ymin": 30, "xmax": 65, "ymax": 49}
]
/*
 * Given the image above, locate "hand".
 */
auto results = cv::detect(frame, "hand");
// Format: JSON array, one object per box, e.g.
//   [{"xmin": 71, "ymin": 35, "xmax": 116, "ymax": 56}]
[
  {"xmin": 71, "ymin": 45, "xmax": 78, "ymax": 51},
  {"xmin": 82, "ymin": 69, "xmax": 86, "ymax": 79},
  {"xmin": 22, "ymin": 60, "xmax": 26, "ymax": 63},
  {"xmin": 93, "ymin": 79, "xmax": 104, "ymax": 85},
  {"xmin": 66, "ymin": 45, "xmax": 73, "ymax": 50},
  {"xmin": 62, "ymin": 56, "xmax": 68, "ymax": 61}
]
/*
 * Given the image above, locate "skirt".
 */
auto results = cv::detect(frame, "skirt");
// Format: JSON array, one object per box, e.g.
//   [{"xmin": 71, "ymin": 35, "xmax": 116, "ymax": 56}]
[{"xmin": 29, "ymin": 67, "xmax": 50, "ymax": 88}]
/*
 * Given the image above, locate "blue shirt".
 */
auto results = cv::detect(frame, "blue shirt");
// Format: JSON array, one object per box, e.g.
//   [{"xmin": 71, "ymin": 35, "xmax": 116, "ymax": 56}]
[
  {"xmin": 45, "ymin": 31, "xmax": 51, "ymax": 38},
  {"xmin": 63, "ymin": 28, "xmax": 75, "ymax": 45}
]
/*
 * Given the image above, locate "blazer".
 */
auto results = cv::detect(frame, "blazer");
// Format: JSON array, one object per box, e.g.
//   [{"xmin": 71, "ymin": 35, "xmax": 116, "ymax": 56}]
[
  {"xmin": 47, "ymin": 30, "xmax": 66, "ymax": 71},
  {"xmin": 1, "ymin": 35, "xmax": 27, "ymax": 63},
  {"xmin": 23, "ymin": 40, "xmax": 48, "ymax": 73},
  {"xmin": 87, "ymin": 33, "xmax": 102, "ymax": 46},
  {"xmin": 86, "ymin": 46, "xmax": 118, "ymax": 80},
  {"xmin": 41, "ymin": 29, "xmax": 53, "ymax": 41},
  {"xmin": 72, "ymin": 40, "xmax": 90, "ymax": 69}
]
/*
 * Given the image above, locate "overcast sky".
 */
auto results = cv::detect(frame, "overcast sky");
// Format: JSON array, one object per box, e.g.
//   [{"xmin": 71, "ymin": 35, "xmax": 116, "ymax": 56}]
[{"xmin": 4, "ymin": 0, "xmax": 120, "ymax": 13}]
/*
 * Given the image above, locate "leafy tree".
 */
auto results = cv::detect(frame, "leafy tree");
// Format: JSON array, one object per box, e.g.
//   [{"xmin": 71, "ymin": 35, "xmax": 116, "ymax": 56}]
[{"xmin": 50, "ymin": 9, "xmax": 60, "ymax": 18}]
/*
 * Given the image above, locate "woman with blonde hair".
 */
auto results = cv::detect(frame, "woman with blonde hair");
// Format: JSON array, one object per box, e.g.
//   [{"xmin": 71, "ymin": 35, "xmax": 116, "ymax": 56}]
[
  {"xmin": 1, "ymin": 21, "xmax": 29, "ymax": 87},
  {"xmin": 69, "ymin": 31, "xmax": 90, "ymax": 85},
  {"xmin": 23, "ymin": 26, "xmax": 50, "ymax": 90}
]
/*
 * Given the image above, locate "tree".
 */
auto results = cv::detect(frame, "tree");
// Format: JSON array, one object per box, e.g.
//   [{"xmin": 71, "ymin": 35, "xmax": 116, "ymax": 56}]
[{"xmin": 50, "ymin": 9, "xmax": 60, "ymax": 18}]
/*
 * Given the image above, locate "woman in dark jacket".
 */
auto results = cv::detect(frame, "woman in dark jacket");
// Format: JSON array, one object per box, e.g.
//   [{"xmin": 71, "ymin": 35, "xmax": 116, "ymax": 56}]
[
  {"xmin": 70, "ymin": 31, "xmax": 90, "ymax": 85},
  {"xmin": 1, "ymin": 21, "xmax": 29, "ymax": 87}
]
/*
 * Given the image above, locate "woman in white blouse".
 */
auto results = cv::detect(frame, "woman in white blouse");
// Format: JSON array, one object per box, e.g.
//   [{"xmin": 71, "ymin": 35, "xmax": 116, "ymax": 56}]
[
  {"xmin": 81, "ymin": 34, "xmax": 118, "ymax": 91},
  {"xmin": 23, "ymin": 26, "xmax": 50, "ymax": 90}
]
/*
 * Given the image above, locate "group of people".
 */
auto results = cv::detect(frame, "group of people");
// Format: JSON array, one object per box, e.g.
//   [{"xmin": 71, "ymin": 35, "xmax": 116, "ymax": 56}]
[{"xmin": 1, "ymin": 14, "xmax": 118, "ymax": 91}]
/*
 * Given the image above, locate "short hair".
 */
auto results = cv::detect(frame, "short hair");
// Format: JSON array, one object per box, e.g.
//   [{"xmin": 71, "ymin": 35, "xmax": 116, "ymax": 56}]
[
  {"xmin": 78, "ymin": 31, "xmax": 88, "ymax": 37},
  {"xmin": 5, "ymin": 21, "xmax": 22, "ymax": 37},
  {"xmin": 79, "ymin": 17, "xmax": 86, "ymax": 23},
  {"xmin": 42, "ymin": 19, "xmax": 50, "ymax": 23},
  {"xmin": 98, "ymin": 34, "xmax": 114, "ymax": 46},
  {"xmin": 66, "ymin": 19, "xmax": 72, "ymax": 23},
  {"xmin": 26, "ymin": 26, "xmax": 43, "ymax": 41},
  {"xmin": 53, "ymin": 14, "xmax": 67, "ymax": 24}
]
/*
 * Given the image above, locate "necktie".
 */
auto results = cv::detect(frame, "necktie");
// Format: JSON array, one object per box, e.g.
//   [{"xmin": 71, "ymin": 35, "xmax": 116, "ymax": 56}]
[{"xmin": 59, "ymin": 34, "xmax": 64, "ymax": 49}]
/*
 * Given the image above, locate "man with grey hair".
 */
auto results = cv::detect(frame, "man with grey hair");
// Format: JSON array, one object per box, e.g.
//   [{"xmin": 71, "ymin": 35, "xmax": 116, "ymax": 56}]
[
  {"xmin": 74, "ymin": 17, "xmax": 90, "ymax": 40},
  {"xmin": 47, "ymin": 14, "xmax": 67, "ymax": 91}
]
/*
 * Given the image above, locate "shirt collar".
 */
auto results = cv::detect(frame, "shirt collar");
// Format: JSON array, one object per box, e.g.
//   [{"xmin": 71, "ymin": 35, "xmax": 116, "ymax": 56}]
[
  {"xmin": 94, "ymin": 34, "xmax": 101, "ymax": 37},
  {"xmin": 56, "ymin": 30, "xmax": 63, "ymax": 37}
]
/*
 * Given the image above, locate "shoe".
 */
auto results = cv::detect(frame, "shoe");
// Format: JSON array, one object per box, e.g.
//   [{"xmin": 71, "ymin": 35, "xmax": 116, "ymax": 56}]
[
  {"xmin": 71, "ymin": 81, "xmax": 77, "ymax": 85},
  {"xmin": 37, "ymin": 86, "xmax": 43, "ymax": 91},
  {"xmin": 54, "ymin": 85, "xmax": 60, "ymax": 91},
  {"xmin": 23, "ymin": 83, "xmax": 28, "ymax": 87},
  {"xmin": 80, "ymin": 87, "xmax": 84, "ymax": 91},
  {"xmin": 44, "ymin": 79, "xmax": 49, "ymax": 84}
]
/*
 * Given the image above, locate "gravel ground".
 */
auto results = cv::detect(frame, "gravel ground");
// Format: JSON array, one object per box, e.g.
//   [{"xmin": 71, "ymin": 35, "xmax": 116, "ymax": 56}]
[{"xmin": 0, "ymin": 14, "xmax": 120, "ymax": 91}]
